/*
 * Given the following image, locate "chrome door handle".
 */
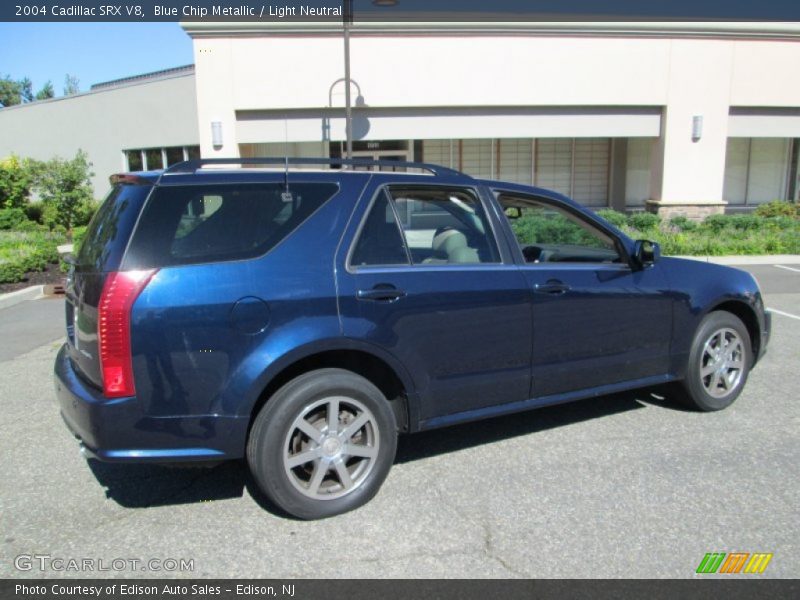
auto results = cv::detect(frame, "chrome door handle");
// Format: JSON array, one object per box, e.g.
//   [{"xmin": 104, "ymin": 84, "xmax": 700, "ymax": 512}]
[
  {"xmin": 357, "ymin": 288, "xmax": 406, "ymax": 301},
  {"xmin": 534, "ymin": 281, "xmax": 571, "ymax": 295}
]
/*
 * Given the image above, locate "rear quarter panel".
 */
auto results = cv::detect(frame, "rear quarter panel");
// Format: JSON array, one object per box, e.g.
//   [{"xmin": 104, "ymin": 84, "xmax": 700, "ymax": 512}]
[{"xmin": 128, "ymin": 177, "xmax": 365, "ymax": 435}]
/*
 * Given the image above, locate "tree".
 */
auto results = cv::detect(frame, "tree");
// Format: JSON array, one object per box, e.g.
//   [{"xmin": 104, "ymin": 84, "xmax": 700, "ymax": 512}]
[
  {"xmin": 0, "ymin": 75, "xmax": 52, "ymax": 106},
  {"xmin": 19, "ymin": 77, "xmax": 33, "ymax": 103},
  {"xmin": 35, "ymin": 81, "xmax": 54, "ymax": 100},
  {"xmin": 35, "ymin": 150, "xmax": 95, "ymax": 230},
  {"xmin": 63, "ymin": 74, "xmax": 80, "ymax": 96},
  {"xmin": 0, "ymin": 155, "xmax": 35, "ymax": 209},
  {"xmin": 0, "ymin": 75, "xmax": 24, "ymax": 107}
]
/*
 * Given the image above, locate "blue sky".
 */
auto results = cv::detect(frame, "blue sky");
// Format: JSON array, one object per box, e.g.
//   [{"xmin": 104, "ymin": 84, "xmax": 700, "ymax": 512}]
[{"xmin": 0, "ymin": 23, "xmax": 193, "ymax": 95}]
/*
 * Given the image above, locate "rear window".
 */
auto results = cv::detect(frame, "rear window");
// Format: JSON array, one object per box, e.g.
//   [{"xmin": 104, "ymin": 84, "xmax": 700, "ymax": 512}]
[
  {"xmin": 77, "ymin": 184, "xmax": 152, "ymax": 273},
  {"xmin": 122, "ymin": 183, "xmax": 338, "ymax": 269}
]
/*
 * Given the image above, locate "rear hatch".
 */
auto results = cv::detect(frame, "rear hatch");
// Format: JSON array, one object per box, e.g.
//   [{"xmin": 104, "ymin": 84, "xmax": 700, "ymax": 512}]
[{"xmin": 65, "ymin": 180, "xmax": 152, "ymax": 389}]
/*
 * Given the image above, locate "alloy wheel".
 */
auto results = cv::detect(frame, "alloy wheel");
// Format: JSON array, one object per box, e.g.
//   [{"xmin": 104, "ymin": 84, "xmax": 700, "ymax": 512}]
[
  {"xmin": 699, "ymin": 327, "xmax": 745, "ymax": 399},
  {"xmin": 282, "ymin": 396, "xmax": 379, "ymax": 500}
]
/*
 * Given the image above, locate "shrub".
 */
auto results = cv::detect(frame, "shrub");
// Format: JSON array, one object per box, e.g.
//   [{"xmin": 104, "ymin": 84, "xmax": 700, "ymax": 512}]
[
  {"xmin": 74, "ymin": 198, "xmax": 99, "ymax": 227},
  {"xmin": 0, "ymin": 262, "xmax": 26, "ymax": 283},
  {"xmin": 628, "ymin": 212, "xmax": 661, "ymax": 230},
  {"xmin": 595, "ymin": 209, "xmax": 628, "ymax": 228},
  {"xmin": 35, "ymin": 150, "xmax": 95, "ymax": 231},
  {"xmin": 726, "ymin": 214, "xmax": 763, "ymax": 231},
  {"xmin": 16, "ymin": 219, "xmax": 44, "ymax": 232},
  {"xmin": 767, "ymin": 216, "xmax": 797, "ymax": 230},
  {"xmin": 0, "ymin": 207, "xmax": 28, "ymax": 230},
  {"xmin": 668, "ymin": 215, "xmax": 698, "ymax": 232},
  {"xmin": 71, "ymin": 225, "xmax": 88, "ymax": 251},
  {"xmin": 701, "ymin": 214, "xmax": 731, "ymax": 233},
  {"xmin": 24, "ymin": 202, "xmax": 43, "ymax": 223},
  {"xmin": 754, "ymin": 200, "xmax": 798, "ymax": 219},
  {"xmin": 513, "ymin": 213, "xmax": 601, "ymax": 247},
  {"xmin": 0, "ymin": 229, "xmax": 66, "ymax": 282},
  {"xmin": 0, "ymin": 155, "xmax": 35, "ymax": 209}
]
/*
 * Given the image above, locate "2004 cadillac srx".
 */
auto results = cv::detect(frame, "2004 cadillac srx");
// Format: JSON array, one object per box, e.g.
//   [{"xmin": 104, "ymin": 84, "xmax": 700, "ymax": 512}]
[{"xmin": 54, "ymin": 158, "xmax": 770, "ymax": 519}]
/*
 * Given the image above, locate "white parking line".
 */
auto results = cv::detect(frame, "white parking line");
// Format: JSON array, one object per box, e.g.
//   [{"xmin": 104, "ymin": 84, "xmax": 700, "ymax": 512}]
[
  {"xmin": 774, "ymin": 264, "xmax": 800, "ymax": 273},
  {"xmin": 768, "ymin": 308, "xmax": 800, "ymax": 321}
]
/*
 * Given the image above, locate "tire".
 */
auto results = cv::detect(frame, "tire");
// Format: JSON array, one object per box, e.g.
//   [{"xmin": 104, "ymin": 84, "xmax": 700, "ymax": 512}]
[
  {"xmin": 247, "ymin": 368, "xmax": 397, "ymax": 519},
  {"xmin": 679, "ymin": 311, "xmax": 752, "ymax": 411}
]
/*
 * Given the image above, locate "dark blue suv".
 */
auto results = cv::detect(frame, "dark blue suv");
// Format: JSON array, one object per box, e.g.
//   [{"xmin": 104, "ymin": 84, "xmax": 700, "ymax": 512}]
[{"xmin": 55, "ymin": 158, "xmax": 770, "ymax": 519}]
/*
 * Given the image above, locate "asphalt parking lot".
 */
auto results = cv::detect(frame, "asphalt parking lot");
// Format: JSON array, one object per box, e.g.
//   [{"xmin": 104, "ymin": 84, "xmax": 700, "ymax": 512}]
[{"xmin": 1, "ymin": 263, "xmax": 798, "ymax": 579}]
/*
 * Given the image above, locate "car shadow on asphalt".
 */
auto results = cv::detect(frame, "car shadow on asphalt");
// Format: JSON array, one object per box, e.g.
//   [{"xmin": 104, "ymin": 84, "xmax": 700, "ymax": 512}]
[
  {"xmin": 395, "ymin": 383, "xmax": 691, "ymax": 463},
  {"xmin": 86, "ymin": 384, "xmax": 690, "ymax": 515}
]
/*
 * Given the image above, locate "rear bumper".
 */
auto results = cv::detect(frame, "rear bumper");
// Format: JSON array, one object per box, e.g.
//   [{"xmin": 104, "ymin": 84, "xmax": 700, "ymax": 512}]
[{"xmin": 54, "ymin": 344, "xmax": 248, "ymax": 463}]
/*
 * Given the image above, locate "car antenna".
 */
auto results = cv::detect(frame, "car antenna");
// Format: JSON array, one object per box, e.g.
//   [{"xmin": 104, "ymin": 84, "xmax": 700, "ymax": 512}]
[{"xmin": 282, "ymin": 119, "xmax": 292, "ymax": 203}]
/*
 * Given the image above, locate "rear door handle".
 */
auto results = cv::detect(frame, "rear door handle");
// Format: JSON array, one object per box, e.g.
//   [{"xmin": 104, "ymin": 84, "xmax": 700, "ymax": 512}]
[
  {"xmin": 534, "ymin": 280, "xmax": 571, "ymax": 295},
  {"xmin": 357, "ymin": 287, "xmax": 406, "ymax": 301}
]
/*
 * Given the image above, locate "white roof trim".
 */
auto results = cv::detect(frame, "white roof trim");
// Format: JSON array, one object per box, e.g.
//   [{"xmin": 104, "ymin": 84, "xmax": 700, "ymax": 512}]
[{"xmin": 182, "ymin": 21, "xmax": 800, "ymax": 39}]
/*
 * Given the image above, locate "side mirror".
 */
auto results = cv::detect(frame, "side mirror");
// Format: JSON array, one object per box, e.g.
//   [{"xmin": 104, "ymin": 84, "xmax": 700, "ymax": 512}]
[
  {"xmin": 504, "ymin": 207, "xmax": 522, "ymax": 220},
  {"xmin": 634, "ymin": 239, "xmax": 660, "ymax": 267}
]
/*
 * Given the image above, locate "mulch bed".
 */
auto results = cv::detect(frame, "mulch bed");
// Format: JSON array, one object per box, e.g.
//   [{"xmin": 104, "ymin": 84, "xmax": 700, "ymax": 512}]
[{"xmin": 0, "ymin": 262, "xmax": 66, "ymax": 295}]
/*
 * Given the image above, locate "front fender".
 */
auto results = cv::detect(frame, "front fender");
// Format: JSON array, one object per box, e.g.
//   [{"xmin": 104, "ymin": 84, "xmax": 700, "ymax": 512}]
[{"xmin": 660, "ymin": 258, "xmax": 766, "ymax": 376}]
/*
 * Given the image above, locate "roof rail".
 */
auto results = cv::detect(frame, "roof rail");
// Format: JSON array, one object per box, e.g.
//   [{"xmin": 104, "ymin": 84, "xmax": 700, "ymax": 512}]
[{"xmin": 161, "ymin": 157, "xmax": 466, "ymax": 178}]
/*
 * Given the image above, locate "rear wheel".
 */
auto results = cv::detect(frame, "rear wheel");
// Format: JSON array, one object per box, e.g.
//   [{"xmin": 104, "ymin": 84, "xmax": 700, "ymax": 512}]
[
  {"xmin": 247, "ymin": 368, "xmax": 397, "ymax": 519},
  {"xmin": 679, "ymin": 311, "xmax": 752, "ymax": 411}
]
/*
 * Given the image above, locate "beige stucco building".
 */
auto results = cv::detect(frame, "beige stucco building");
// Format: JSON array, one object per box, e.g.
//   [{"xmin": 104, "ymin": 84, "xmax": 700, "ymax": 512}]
[{"xmin": 2, "ymin": 22, "xmax": 799, "ymax": 215}]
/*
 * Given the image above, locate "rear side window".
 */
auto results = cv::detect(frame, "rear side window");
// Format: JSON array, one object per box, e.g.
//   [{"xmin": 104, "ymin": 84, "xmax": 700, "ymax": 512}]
[
  {"xmin": 350, "ymin": 191, "xmax": 409, "ymax": 267},
  {"xmin": 77, "ymin": 184, "xmax": 152, "ymax": 272},
  {"xmin": 350, "ymin": 186, "xmax": 500, "ymax": 267},
  {"xmin": 123, "ymin": 183, "xmax": 338, "ymax": 269}
]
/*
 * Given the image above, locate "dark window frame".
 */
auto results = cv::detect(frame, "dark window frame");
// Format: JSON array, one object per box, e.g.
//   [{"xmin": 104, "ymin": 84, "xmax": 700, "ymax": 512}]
[
  {"xmin": 347, "ymin": 183, "xmax": 504, "ymax": 272},
  {"xmin": 494, "ymin": 189, "xmax": 632, "ymax": 267},
  {"xmin": 121, "ymin": 181, "xmax": 340, "ymax": 270}
]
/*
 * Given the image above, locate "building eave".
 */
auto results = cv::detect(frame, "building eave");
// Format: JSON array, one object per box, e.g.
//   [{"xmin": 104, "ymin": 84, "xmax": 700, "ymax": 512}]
[{"xmin": 181, "ymin": 20, "xmax": 800, "ymax": 40}]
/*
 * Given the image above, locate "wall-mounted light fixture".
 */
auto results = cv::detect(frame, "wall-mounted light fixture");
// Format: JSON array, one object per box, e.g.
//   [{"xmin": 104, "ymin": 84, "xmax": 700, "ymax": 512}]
[
  {"xmin": 691, "ymin": 115, "xmax": 703, "ymax": 142},
  {"xmin": 211, "ymin": 121, "xmax": 223, "ymax": 149}
]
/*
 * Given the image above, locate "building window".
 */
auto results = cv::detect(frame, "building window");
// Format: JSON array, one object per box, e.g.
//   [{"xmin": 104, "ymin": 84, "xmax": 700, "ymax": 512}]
[
  {"xmin": 124, "ymin": 146, "xmax": 201, "ymax": 171},
  {"xmin": 166, "ymin": 147, "xmax": 184, "ymax": 166},
  {"xmin": 145, "ymin": 149, "xmax": 163, "ymax": 170},
  {"xmin": 461, "ymin": 139, "xmax": 494, "ymax": 179},
  {"xmin": 126, "ymin": 150, "xmax": 143, "ymax": 171},
  {"xmin": 498, "ymin": 139, "xmax": 533, "ymax": 185},
  {"xmin": 535, "ymin": 139, "xmax": 573, "ymax": 197},
  {"xmin": 421, "ymin": 137, "xmax": 610, "ymax": 206},
  {"xmin": 535, "ymin": 138, "xmax": 610, "ymax": 207},
  {"xmin": 625, "ymin": 138, "xmax": 654, "ymax": 207},
  {"xmin": 724, "ymin": 138, "xmax": 792, "ymax": 205}
]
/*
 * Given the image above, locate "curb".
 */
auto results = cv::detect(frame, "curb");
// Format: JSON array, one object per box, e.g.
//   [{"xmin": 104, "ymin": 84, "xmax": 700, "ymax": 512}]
[
  {"xmin": 670, "ymin": 255, "xmax": 800, "ymax": 266},
  {"xmin": 0, "ymin": 285, "xmax": 45, "ymax": 310}
]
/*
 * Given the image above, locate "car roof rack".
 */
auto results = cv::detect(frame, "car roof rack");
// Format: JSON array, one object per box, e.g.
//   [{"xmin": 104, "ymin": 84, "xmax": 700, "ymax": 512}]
[{"xmin": 161, "ymin": 157, "xmax": 466, "ymax": 178}]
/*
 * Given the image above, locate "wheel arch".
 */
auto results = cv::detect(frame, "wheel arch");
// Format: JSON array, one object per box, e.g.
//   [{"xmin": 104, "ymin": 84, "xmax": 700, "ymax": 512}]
[
  {"xmin": 705, "ymin": 299, "xmax": 762, "ymax": 361},
  {"xmin": 244, "ymin": 340, "xmax": 418, "ymax": 437}
]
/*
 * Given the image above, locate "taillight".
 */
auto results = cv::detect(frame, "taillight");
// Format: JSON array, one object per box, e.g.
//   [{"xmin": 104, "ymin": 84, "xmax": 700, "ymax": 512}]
[{"xmin": 98, "ymin": 269, "xmax": 156, "ymax": 398}]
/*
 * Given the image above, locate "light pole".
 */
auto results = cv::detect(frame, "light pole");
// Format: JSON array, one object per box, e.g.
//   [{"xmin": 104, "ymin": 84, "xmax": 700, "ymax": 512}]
[
  {"xmin": 342, "ymin": 1, "xmax": 398, "ymax": 163},
  {"xmin": 343, "ymin": 0, "xmax": 354, "ymax": 162},
  {"xmin": 327, "ymin": 77, "xmax": 363, "ymax": 143}
]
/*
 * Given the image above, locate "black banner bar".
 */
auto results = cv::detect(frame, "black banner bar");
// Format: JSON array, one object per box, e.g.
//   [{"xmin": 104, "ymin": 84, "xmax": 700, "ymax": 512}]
[
  {"xmin": 2, "ymin": 580, "xmax": 799, "ymax": 600},
  {"xmin": 3, "ymin": 0, "xmax": 800, "ymax": 23}
]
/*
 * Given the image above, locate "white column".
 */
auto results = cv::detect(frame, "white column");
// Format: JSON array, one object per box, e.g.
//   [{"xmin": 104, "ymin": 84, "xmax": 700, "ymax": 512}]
[{"xmin": 648, "ymin": 39, "xmax": 734, "ymax": 218}]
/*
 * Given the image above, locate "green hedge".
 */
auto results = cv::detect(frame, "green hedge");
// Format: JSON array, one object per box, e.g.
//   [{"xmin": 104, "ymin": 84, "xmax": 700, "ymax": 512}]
[
  {"xmin": 595, "ymin": 202, "xmax": 799, "ymax": 255},
  {"xmin": 0, "ymin": 208, "xmax": 28, "ymax": 230},
  {"xmin": 0, "ymin": 230, "xmax": 65, "ymax": 283}
]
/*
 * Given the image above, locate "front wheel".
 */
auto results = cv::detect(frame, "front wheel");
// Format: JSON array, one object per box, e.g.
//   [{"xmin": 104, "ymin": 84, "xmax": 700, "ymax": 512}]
[
  {"xmin": 247, "ymin": 368, "xmax": 397, "ymax": 519},
  {"xmin": 679, "ymin": 311, "xmax": 752, "ymax": 411}
]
